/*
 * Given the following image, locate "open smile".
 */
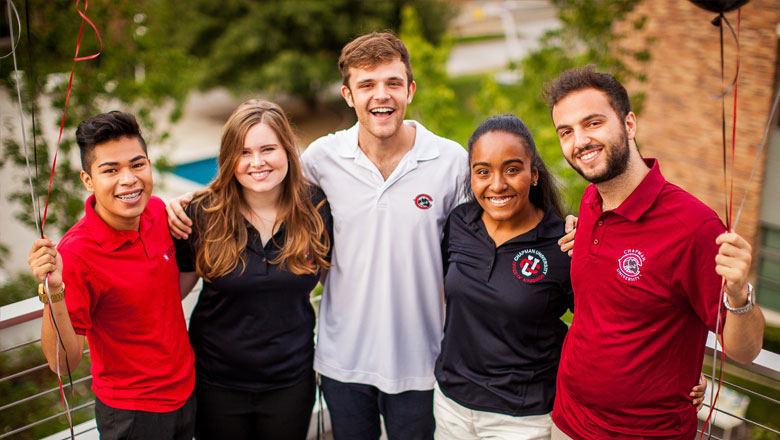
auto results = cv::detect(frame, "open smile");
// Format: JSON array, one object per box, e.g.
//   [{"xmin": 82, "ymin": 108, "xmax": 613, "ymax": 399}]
[
  {"xmin": 248, "ymin": 170, "xmax": 271, "ymax": 180},
  {"xmin": 575, "ymin": 146, "xmax": 602, "ymax": 164},
  {"xmin": 115, "ymin": 190, "xmax": 142, "ymax": 202},
  {"xmin": 486, "ymin": 195, "xmax": 516, "ymax": 206},
  {"xmin": 370, "ymin": 107, "xmax": 395, "ymax": 119}
]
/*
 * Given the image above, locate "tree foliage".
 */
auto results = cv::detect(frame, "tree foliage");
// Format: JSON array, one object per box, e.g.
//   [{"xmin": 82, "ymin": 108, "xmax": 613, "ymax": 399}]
[
  {"xmin": 0, "ymin": 0, "xmax": 455, "ymax": 240},
  {"xmin": 1, "ymin": 0, "xmax": 197, "ymax": 236},
  {"xmin": 471, "ymin": 0, "xmax": 648, "ymax": 211},
  {"xmin": 163, "ymin": 0, "xmax": 455, "ymax": 104}
]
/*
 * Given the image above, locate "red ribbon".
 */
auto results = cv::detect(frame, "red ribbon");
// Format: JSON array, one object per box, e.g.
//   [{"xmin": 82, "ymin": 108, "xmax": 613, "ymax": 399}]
[{"xmin": 40, "ymin": 0, "xmax": 103, "ymax": 235}]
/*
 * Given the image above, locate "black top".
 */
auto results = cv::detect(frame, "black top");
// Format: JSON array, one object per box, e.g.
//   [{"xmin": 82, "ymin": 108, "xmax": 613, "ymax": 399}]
[
  {"xmin": 175, "ymin": 186, "xmax": 332, "ymax": 392},
  {"xmin": 434, "ymin": 202, "xmax": 573, "ymax": 416}
]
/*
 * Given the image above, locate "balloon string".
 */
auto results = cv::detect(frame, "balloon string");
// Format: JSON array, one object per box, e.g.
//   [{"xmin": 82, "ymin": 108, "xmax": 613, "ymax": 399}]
[
  {"xmin": 728, "ymin": 10, "xmax": 740, "ymax": 233},
  {"xmin": 700, "ymin": 9, "xmax": 742, "ymax": 439},
  {"xmin": 40, "ymin": 0, "xmax": 103, "ymax": 236},
  {"xmin": 25, "ymin": 0, "xmax": 43, "ymax": 230},
  {"xmin": 719, "ymin": 12, "xmax": 729, "ymax": 232},
  {"xmin": 6, "ymin": 0, "xmax": 40, "ymax": 235},
  {"xmin": 0, "ymin": 0, "xmax": 21, "ymax": 59}
]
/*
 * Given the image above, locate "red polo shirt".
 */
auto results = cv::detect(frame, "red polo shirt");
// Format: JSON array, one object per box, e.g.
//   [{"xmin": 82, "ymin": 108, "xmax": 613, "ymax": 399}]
[
  {"xmin": 58, "ymin": 195, "xmax": 195, "ymax": 412},
  {"xmin": 553, "ymin": 159, "xmax": 726, "ymax": 438}
]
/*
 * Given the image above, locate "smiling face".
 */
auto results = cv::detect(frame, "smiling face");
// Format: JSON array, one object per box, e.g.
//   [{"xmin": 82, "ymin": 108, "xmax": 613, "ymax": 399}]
[
  {"xmin": 470, "ymin": 131, "xmax": 538, "ymax": 225},
  {"xmin": 80, "ymin": 136, "xmax": 153, "ymax": 231},
  {"xmin": 341, "ymin": 57, "xmax": 416, "ymax": 142},
  {"xmin": 235, "ymin": 122, "xmax": 289, "ymax": 202},
  {"xmin": 552, "ymin": 88, "xmax": 636, "ymax": 184}
]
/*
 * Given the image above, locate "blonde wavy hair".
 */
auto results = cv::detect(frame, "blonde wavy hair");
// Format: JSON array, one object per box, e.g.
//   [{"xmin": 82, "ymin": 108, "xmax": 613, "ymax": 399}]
[{"xmin": 190, "ymin": 99, "xmax": 330, "ymax": 281}]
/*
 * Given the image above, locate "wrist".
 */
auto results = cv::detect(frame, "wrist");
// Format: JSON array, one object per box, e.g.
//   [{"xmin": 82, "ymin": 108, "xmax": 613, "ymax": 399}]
[
  {"xmin": 724, "ymin": 282, "xmax": 755, "ymax": 314},
  {"xmin": 38, "ymin": 282, "xmax": 66, "ymax": 304}
]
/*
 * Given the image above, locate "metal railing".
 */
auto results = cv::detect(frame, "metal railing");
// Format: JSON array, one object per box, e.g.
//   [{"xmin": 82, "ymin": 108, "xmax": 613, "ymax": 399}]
[{"xmin": 2, "ymin": 298, "xmax": 778, "ymax": 439}]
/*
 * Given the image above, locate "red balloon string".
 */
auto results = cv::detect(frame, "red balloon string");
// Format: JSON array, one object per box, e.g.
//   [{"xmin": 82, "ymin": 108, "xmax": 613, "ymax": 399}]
[
  {"xmin": 728, "ymin": 9, "xmax": 740, "ymax": 232},
  {"xmin": 40, "ymin": 0, "xmax": 103, "ymax": 236}
]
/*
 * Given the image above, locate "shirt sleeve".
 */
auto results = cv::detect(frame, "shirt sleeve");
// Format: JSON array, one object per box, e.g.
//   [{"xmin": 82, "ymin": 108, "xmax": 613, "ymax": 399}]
[
  {"xmin": 441, "ymin": 213, "xmax": 453, "ymax": 278},
  {"xmin": 58, "ymin": 248, "xmax": 98, "ymax": 336},
  {"xmin": 677, "ymin": 217, "xmax": 727, "ymax": 333},
  {"xmin": 301, "ymin": 146, "xmax": 320, "ymax": 186},
  {"xmin": 174, "ymin": 202, "xmax": 199, "ymax": 273}
]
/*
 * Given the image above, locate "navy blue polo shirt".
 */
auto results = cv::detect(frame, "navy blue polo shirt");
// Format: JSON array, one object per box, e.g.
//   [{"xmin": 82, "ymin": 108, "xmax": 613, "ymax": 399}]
[
  {"xmin": 435, "ymin": 202, "xmax": 573, "ymax": 416},
  {"xmin": 175, "ymin": 186, "xmax": 331, "ymax": 392}
]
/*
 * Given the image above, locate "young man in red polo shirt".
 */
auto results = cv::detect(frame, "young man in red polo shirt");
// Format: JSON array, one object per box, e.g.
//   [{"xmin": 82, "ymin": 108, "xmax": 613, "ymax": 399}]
[
  {"xmin": 544, "ymin": 67, "xmax": 765, "ymax": 439},
  {"xmin": 28, "ymin": 111, "xmax": 196, "ymax": 440}
]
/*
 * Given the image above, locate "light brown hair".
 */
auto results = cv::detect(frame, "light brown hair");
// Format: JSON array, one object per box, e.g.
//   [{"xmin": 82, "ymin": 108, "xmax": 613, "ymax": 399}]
[
  {"xmin": 338, "ymin": 31, "xmax": 413, "ymax": 88},
  {"xmin": 190, "ymin": 100, "xmax": 330, "ymax": 281}
]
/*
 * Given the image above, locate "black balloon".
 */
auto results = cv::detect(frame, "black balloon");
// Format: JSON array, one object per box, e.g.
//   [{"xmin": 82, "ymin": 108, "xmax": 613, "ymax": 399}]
[{"xmin": 689, "ymin": 0, "xmax": 750, "ymax": 13}]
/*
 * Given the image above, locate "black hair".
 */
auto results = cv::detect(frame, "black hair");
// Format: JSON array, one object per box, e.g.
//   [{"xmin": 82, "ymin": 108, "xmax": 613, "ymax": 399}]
[
  {"xmin": 542, "ymin": 65, "xmax": 632, "ymax": 122},
  {"xmin": 464, "ymin": 114, "xmax": 564, "ymax": 219},
  {"xmin": 75, "ymin": 111, "xmax": 147, "ymax": 174}
]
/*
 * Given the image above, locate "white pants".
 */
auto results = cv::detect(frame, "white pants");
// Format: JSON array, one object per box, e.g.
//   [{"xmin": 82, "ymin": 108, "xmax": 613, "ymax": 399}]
[
  {"xmin": 433, "ymin": 383, "xmax": 552, "ymax": 440},
  {"xmin": 550, "ymin": 423, "xmax": 574, "ymax": 440}
]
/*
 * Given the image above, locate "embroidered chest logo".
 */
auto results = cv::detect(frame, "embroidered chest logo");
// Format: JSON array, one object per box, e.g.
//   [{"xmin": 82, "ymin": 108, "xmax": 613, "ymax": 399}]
[
  {"xmin": 414, "ymin": 194, "xmax": 433, "ymax": 210},
  {"xmin": 617, "ymin": 249, "xmax": 645, "ymax": 282},
  {"xmin": 512, "ymin": 249, "xmax": 548, "ymax": 283}
]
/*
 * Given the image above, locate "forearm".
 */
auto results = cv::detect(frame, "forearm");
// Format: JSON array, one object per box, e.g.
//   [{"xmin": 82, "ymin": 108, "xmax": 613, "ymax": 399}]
[
  {"xmin": 721, "ymin": 305, "xmax": 765, "ymax": 364},
  {"xmin": 41, "ymin": 302, "xmax": 83, "ymax": 374}
]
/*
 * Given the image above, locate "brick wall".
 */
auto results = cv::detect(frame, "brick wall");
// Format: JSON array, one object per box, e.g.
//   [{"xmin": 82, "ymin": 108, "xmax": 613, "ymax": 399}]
[{"xmin": 614, "ymin": 0, "xmax": 780, "ymax": 252}]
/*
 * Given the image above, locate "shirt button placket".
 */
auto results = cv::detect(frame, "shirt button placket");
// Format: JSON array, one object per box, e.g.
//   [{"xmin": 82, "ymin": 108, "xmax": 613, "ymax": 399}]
[{"xmin": 591, "ymin": 217, "xmax": 606, "ymax": 256}]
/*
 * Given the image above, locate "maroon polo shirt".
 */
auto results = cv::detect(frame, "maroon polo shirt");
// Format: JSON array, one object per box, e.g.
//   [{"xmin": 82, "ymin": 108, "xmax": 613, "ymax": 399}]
[
  {"xmin": 553, "ymin": 159, "xmax": 726, "ymax": 438},
  {"xmin": 58, "ymin": 195, "xmax": 195, "ymax": 412}
]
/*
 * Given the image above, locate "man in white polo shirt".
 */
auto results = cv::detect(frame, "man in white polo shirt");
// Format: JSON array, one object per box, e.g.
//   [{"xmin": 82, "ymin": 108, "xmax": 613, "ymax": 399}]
[{"xmin": 302, "ymin": 32, "xmax": 467, "ymax": 440}]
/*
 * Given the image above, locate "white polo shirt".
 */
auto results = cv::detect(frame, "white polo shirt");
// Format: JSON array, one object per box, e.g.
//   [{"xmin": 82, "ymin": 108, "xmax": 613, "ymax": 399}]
[{"xmin": 302, "ymin": 121, "xmax": 468, "ymax": 393}]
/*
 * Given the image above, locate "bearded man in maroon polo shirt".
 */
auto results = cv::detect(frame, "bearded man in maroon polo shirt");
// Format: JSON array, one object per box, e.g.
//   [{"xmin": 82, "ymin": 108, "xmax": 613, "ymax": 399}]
[
  {"xmin": 28, "ymin": 111, "xmax": 196, "ymax": 440},
  {"xmin": 543, "ymin": 66, "xmax": 765, "ymax": 439}
]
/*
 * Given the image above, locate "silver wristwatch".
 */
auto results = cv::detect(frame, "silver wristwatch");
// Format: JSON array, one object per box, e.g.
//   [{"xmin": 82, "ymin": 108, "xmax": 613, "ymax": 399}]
[{"xmin": 723, "ymin": 283, "xmax": 755, "ymax": 314}]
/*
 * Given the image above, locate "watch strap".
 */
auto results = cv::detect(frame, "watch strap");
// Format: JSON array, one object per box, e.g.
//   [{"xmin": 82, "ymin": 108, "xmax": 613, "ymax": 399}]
[{"xmin": 723, "ymin": 282, "xmax": 754, "ymax": 314}]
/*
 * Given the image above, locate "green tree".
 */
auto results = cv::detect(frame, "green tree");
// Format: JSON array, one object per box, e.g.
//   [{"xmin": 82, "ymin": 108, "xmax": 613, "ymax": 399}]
[
  {"xmin": 1, "ymin": 0, "xmax": 197, "ymax": 236},
  {"xmin": 401, "ymin": 5, "xmax": 459, "ymax": 139},
  {"xmin": 164, "ymin": 0, "xmax": 455, "ymax": 105},
  {"xmin": 471, "ymin": 0, "xmax": 648, "ymax": 211}
]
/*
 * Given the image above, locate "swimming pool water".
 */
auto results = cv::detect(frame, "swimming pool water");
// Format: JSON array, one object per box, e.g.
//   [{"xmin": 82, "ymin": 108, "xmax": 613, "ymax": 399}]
[{"xmin": 173, "ymin": 157, "xmax": 218, "ymax": 186}]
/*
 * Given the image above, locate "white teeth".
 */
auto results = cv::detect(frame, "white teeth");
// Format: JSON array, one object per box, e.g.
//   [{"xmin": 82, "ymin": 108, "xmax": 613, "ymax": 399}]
[
  {"xmin": 250, "ymin": 171, "xmax": 270, "ymax": 178},
  {"xmin": 371, "ymin": 108, "xmax": 393, "ymax": 114},
  {"xmin": 580, "ymin": 150, "xmax": 598, "ymax": 161},
  {"xmin": 487, "ymin": 196, "xmax": 512, "ymax": 206},
  {"xmin": 116, "ymin": 190, "xmax": 141, "ymax": 200}
]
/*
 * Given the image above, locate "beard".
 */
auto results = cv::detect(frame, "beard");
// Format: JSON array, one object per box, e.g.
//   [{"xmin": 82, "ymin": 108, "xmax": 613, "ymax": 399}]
[{"xmin": 568, "ymin": 127, "xmax": 631, "ymax": 184}]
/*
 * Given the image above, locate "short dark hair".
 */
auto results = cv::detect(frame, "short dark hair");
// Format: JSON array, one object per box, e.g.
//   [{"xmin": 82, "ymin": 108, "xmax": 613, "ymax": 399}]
[
  {"xmin": 464, "ymin": 114, "xmax": 564, "ymax": 219},
  {"xmin": 75, "ymin": 111, "xmax": 147, "ymax": 174},
  {"xmin": 338, "ymin": 31, "xmax": 413, "ymax": 87},
  {"xmin": 542, "ymin": 65, "xmax": 632, "ymax": 121}
]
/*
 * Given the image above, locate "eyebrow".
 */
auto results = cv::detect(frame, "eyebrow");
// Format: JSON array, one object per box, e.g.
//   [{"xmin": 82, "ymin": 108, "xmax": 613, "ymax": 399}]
[
  {"xmin": 243, "ymin": 143, "xmax": 278, "ymax": 149},
  {"xmin": 471, "ymin": 158, "xmax": 524, "ymax": 168},
  {"xmin": 355, "ymin": 76, "xmax": 405, "ymax": 85},
  {"xmin": 555, "ymin": 113, "xmax": 607, "ymax": 131},
  {"xmin": 97, "ymin": 155, "xmax": 147, "ymax": 168}
]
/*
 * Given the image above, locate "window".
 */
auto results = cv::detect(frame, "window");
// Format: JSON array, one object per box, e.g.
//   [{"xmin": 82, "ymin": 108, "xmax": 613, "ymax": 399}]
[{"xmin": 757, "ymin": 224, "xmax": 780, "ymax": 311}]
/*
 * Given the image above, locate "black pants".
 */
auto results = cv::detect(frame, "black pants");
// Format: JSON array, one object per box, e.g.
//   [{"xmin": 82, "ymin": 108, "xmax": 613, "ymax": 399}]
[
  {"xmin": 194, "ymin": 372, "xmax": 316, "ymax": 440},
  {"xmin": 319, "ymin": 375, "xmax": 435, "ymax": 440},
  {"xmin": 94, "ymin": 392, "xmax": 196, "ymax": 440}
]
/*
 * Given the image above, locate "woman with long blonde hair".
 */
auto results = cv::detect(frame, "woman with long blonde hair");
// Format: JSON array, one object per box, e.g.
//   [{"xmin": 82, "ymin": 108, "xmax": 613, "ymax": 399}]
[{"xmin": 173, "ymin": 99, "xmax": 331, "ymax": 439}]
